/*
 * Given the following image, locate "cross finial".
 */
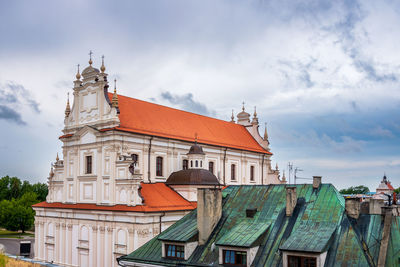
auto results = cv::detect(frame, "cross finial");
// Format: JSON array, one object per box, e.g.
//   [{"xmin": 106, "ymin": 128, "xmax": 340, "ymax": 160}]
[
  {"xmin": 88, "ymin": 50, "xmax": 93, "ymax": 65},
  {"xmin": 231, "ymin": 109, "xmax": 235, "ymax": 122},
  {"xmin": 242, "ymin": 101, "xmax": 245, "ymax": 111},
  {"xmin": 76, "ymin": 64, "xmax": 81, "ymax": 80},
  {"xmin": 114, "ymin": 78, "xmax": 117, "ymax": 90},
  {"xmin": 254, "ymin": 106, "xmax": 257, "ymax": 117},
  {"xmin": 194, "ymin": 132, "xmax": 198, "ymax": 142}
]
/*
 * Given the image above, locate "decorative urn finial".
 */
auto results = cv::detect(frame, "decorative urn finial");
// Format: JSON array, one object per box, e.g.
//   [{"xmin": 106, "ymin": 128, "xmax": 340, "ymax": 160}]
[
  {"xmin": 65, "ymin": 92, "xmax": 71, "ymax": 117},
  {"xmin": 112, "ymin": 79, "xmax": 119, "ymax": 108},
  {"xmin": 100, "ymin": 55, "xmax": 106, "ymax": 73}
]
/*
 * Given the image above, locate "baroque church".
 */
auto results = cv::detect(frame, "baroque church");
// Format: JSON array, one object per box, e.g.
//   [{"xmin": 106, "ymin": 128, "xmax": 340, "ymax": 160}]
[{"xmin": 32, "ymin": 55, "xmax": 285, "ymax": 267}]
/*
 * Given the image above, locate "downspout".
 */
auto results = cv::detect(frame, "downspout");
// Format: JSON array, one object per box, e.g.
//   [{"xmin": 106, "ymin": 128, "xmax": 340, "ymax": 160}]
[
  {"xmin": 159, "ymin": 212, "xmax": 165, "ymax": 235},
  {"xmin": 261, "ymin": 154, "xmax": 265, "ymax": 185},
  {"xmin": 147, "ymin": 136, "xmax": 153, "ymax": 183},
  {"xmin": 223, "ymin": 148, "xmax": 227, "ymax": 185}
]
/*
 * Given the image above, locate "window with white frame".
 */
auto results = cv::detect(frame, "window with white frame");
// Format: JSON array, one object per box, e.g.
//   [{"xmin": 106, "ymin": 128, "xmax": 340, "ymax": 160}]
[{"xmin": 156, "ymin": 156, "xmax": 163, "ymax": 176}]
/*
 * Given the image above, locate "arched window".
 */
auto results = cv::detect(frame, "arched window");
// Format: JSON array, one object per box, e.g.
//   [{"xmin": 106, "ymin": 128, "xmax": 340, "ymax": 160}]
[
  {"xmin": 183, "ymin": 159, "xmax": 188, "ymax": 170},
  {"xmin": 250, "ymin": 166, "xmax": 255, "ymax": 181},
  {"xmin": 231, "ymin": 164, "xmax": 236, "ymax": 181},
  {"xmin": 156, "ymin": 157, "xmax": 163, "ymax": 176},
  {"xmin": 191, "ymin": 160, "xmax": 193, "ymax": 167},
  {"xmin": 200, "ymin": 161, "xmax": 202, "ymax": 167},
  {"xmin": 195, "ymin": 160, "xmax": 198, "ymax": 167},
  {"xmin": 209, "ymin": 162, "xmax": 214, "ymax": 174}
]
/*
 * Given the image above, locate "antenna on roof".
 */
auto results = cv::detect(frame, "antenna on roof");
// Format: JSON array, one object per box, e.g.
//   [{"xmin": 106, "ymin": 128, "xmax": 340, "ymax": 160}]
[{"xmin": 287, "ymin": 162, "xmax": 293, "ymax": 184}]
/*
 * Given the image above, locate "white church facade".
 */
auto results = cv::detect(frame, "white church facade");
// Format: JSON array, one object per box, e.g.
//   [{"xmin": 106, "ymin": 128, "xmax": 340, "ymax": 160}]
[{"xmin": 32, "ymin": 56, "xmax": 284, "ymax": 267}]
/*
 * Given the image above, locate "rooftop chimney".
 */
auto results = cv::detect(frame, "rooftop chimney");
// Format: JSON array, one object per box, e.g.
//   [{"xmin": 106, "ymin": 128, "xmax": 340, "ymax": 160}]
[
  {"xmin": 197, "ymin": 188, "xmax": 222, "ymax": 245},
  {"xmin": 369, "ymin": 199, "xmax": 384, "ymax": 215},
  {"xmin": 378, "ymin": 207, "xmax": 393, "ymax": 267},
  {"xmin": 345, "ymin": 197, "xmax": 361, "ymax": 219},
  {"xmin": 286, "ymin": 186, "xmax": 297, "ymax": 216},
  {"xmin": 312, "ymin": 176, "xmax": 322, "ymax": 189}
]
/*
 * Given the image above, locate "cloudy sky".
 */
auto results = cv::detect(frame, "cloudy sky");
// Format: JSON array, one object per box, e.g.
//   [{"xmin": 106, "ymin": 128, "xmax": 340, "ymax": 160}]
[{"xmin": 0, "ymin": 0, "xmax": 399, "ymax": 191}]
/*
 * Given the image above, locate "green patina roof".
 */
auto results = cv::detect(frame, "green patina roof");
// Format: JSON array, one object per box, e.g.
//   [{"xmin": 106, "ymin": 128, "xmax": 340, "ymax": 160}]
[
  {"xmin": 280, "ymin": 222, "xmax": 337, "ymax": 252},
  {"xmin": 216, "ymin": 220, "xmax": 271, "ymax": 247},
  {"xmin": 158, "ymin": 210, "xmax": 198, "ymax": 242},
  {"xmin": 118, "ymin": 184, "xmax": 399, "ymax": 267}
]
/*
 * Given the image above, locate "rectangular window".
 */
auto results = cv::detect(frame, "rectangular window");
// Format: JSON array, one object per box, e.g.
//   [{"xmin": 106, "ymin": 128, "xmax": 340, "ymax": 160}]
[
  {"xmin": 250, "ymin": 166, "xmax": 255, "ymax": 181},
  {"xmin": 209, "ymin": 162, "xmax": 214, "ymax": 174},
  {"xmin": 287, "ymin": 255, "xmax": 317, "ymax": 267},
  {"xmin": 165, "ymin": 244, "xmax": 185, "ymax": 259},
  {"xmin": 231, "ymin": 164, "xmax": 236, "ymax": 181},
  {"xmin": 85, "ymin": 156, "xmax": 92, "ymax": 174},
  {"xmin": 223, "ymin": 250, "xmax": 246, "ymax": 266},
  {"xmin": 183, "ymin": 159, "xmax": 188, "ymax": 170},
  {"xmin": 156, "ymin": 156, "xmax": 163, "ymax": 176}
]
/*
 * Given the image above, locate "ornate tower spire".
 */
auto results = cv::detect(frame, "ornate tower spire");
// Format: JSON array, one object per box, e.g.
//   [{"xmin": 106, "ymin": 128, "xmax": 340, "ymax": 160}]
[
  {"xmin": 242, "ymin": 101, "xmax": 245, "ymax": 111},
  {"xmin": 112, "ymin": 79, "xmax": 119, "ymax": 108},
  {"xmin": 65, "ymin": 92, "xmax": 71, "ymax": 117},
  {"xmin": 56, "ymin": 153, "xmax": 59, "ymax": 162},
  {"xmin": 282, "ymin": 170, "xmax": 286, "ymax": 182},
  {"xmin": 252, "ymin": 106, "xmax": 259, "ymax": 125},
  {"xmin": 100, "ymin": 55, "xmax": 106, "ymax": 73},
  {"xmin": 75, "ymin": 64, "xmax": 81, "ymax": 80},
  {"xmin": 88, "ymin": 50, "xmax": 93, "ymax": 66},
  {"xmin": 264, "ymin": 123, "xmax": 269, "ymax": 141},
  {"xmin": 230, "ymin": 109, "xmax": 235, "ymax": 122},
  {"xmin": 275, "ymin": 163, "xmax": 278, "ymax": 171}
]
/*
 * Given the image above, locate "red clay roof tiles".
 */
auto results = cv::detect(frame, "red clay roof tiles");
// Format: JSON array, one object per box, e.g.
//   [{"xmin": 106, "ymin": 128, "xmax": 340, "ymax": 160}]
[
  {"xmin": 32, "ymin": 183, "xmax": 196, "ymax": 212},
  {"xmin": 108, "ymin": 93, "xmax": 270, "ymax": 154}
]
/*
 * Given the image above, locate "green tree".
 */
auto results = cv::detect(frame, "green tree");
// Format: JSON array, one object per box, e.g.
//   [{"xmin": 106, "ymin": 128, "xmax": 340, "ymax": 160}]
[
  {"xmin": 0, "ymin": 199, "xmax": 34, "ymax": 233},
  {"xmin": 395, "ymin": 187, "xmax": 400, "ymax": 194},
  {"xmin": 17, "ymin": 192, "xmax": 38, "ymax": 207},
  {"xmin": 9, "ymin": 177, "xmax": 21, "ymax": 199},
  {"xmin": 339, "ymin": 185, "xmax": 370, "ymax": 194},
  {"xmin": 20, "ymin": 180, "xmax": 33, "ymax": 197},
  {"xmin": 32, "ymin": 182, "xmax": 48, "ymax": 202},
  {"xmin": 0, "ymin": 176, "xmax": 11, "ymax": 200}
]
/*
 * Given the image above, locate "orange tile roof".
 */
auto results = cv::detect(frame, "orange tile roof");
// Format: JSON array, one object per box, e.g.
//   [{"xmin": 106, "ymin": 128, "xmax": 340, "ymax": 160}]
[
  {"xmin": 387, "ymin": 182, "xmax": 394, "ymax": 190},
  {"xmin": 32, "ymin": 183, "xmax": 196, "ymax": 212},
  {"xmin": 108, "ymin": 93, "xmax": 270, "ymax": 154}
]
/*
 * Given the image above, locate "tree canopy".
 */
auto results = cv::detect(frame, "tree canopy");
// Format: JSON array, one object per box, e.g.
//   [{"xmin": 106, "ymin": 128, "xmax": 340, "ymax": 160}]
[
  {"xmin": 0, "ymin": 176, "xmax": 48, "ymax": 233},
  {"xmin": 339, "ymin": 185, "xmax": 370, "ymax": 195}
]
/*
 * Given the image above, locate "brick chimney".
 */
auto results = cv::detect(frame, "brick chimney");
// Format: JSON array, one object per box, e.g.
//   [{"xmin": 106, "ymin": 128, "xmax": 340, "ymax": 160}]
[
  {"xmin": 286, "ymin": 186, "xmax": 297, "ymax": 216},
  {"xmin": 312, "ymin": 176, "xmax": 322, "ymax": 189},
  {"xmin": 197, "ymin": 188, "xmax": 222, "ymax": 245},
  {"xmin": 345, "ymin": 197, "xmax": 360, "ymax": 219}
]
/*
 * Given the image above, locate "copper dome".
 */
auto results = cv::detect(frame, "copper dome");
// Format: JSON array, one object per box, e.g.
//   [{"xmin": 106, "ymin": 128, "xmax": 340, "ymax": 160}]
[
  {"xmin": 166, "ymin": 169, "xmax": 220, "ymax": 186},
  {"xmin": 187, "ymin": 143, "xmax": 205, "ymax": 155}
]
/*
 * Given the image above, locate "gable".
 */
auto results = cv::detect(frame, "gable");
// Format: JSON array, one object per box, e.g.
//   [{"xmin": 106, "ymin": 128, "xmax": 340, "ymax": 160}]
[{"xmin": 80, "ymin": 130, "xmax": 96, "ymax": 144}]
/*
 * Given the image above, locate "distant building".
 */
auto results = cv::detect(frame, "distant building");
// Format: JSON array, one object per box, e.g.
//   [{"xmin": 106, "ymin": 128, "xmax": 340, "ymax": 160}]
[
  {"xmin": 374, "ymin": 174, "xmax": 396, "ymax": 204},
  {"xmin": 118, "ymin": 177, "xmax": 400, "ymax": 267},
  {"xmin": 32, "ymin": 56, "xmax": 283, "ymax": 267}
]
